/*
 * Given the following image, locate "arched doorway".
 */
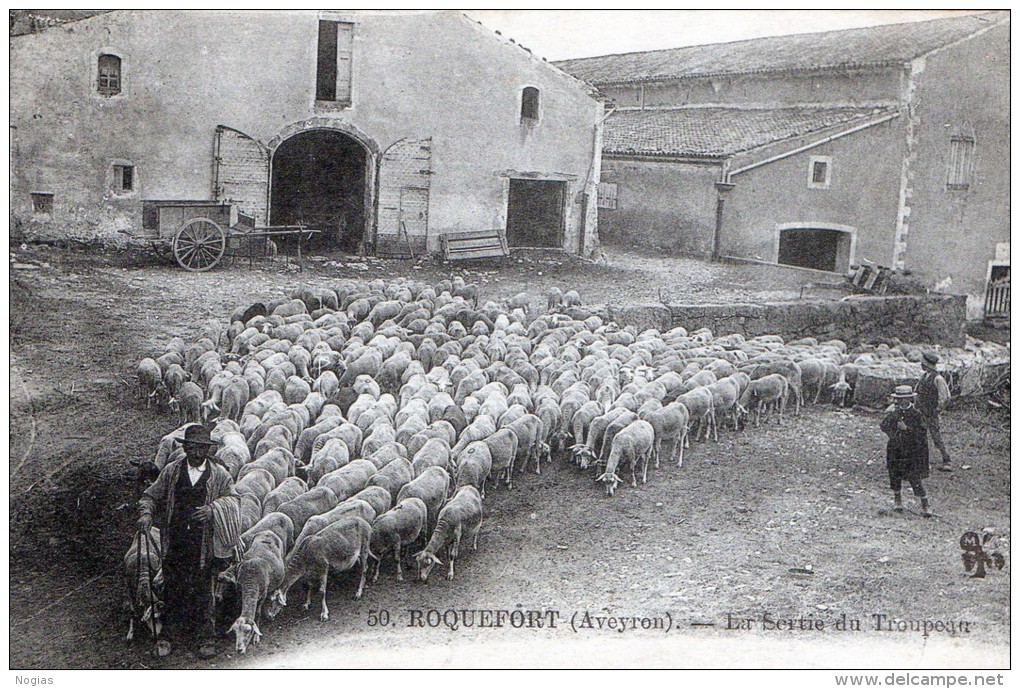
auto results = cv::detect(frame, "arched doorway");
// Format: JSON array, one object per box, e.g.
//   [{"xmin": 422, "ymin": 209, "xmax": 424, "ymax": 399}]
[
  {"xmin": 270, "ymin": 129, "xmax": 368, "ymax": 252},
  {"xmin": 776, "ymin": 224, "xmax": 856, "ymax": 273}
]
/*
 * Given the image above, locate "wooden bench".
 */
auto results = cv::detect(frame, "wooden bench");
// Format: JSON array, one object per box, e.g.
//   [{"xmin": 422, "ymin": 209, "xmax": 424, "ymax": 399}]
[{"xmin": 440, "ymin": 230, "xmax": 509, "ymax": 261}]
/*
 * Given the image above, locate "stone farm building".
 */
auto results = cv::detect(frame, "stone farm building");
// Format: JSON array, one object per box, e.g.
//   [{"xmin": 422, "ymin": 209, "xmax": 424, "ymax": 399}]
[
  {"xmin": 10, "ymin": 10, "xmax": 605, "ymax": 257},
  {"xmin": 558, "ymin": 12, "xmax": 1010, "ymax": 317}
]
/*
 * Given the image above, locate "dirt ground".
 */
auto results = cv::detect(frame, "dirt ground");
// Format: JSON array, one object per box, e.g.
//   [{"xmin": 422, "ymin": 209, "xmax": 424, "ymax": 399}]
[{"xmin": 8, "ymin": 244, "xmax": 1010, "ymax": 669}]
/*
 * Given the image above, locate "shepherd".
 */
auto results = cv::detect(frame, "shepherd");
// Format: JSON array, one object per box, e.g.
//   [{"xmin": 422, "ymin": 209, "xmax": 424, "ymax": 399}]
[
  {"xmin": 880, "ymin": 386, "xmax": 932, "ymax": 518},
  {"xmin": 916, "ymin": 352, "xmax": 952, "ymax": 472},
  {"xmin": 137, "ymin": 423, "xmax": 240, "ymax": 658}
]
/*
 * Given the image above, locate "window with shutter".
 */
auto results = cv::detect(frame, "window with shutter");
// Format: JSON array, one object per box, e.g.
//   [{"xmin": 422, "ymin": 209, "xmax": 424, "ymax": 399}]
[
  {"xmin": 317, "ymin": 20, "xmax": 354, "ymax": 104},
  {"xmin": 597, "ymin": 182, "xmax": 618, "ymax": 209},
  {"xmin": 947, "ymin": 137, "xmax": 975, "ymax": 190}
]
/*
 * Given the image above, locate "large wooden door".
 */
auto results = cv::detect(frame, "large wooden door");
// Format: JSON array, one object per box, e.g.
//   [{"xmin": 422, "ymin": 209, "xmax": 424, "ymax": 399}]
[
  {"xmin": 213, "ymin": 126, "xmax": 269, "ymax": 225},
  {"xmin": 376, "ymin": 137, "xmax": 431, "ymax": 256}
]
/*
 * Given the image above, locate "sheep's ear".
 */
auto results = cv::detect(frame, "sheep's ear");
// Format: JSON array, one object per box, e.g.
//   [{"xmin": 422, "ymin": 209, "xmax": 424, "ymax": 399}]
[
  {"xmin": 251, "ymin": 621, "xmax": 262, "ymax": 642},
  {"xmin": 429, "ymin": 553, "xmax": 443, "ymax": 565},
  {"xmin": 595, "ymin": 472, "xmax": 607, "ymax": 482}
]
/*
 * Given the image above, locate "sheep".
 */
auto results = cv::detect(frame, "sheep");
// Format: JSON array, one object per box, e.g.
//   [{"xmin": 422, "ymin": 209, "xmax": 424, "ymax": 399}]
[
  {"xmin": 239, "ymin": 494, "xmax": 264, "ymax": 533},
  {"xmin": 163, "ymin": 363, "xmax": 188, "ymax": 412},
  {"xmin": 414, "ymin": 486, "xmax": 483, "ymax": 582},
  {"xmin": 454, "ymin": 441, "xmax": 492, "ymax": 498},
  {"xmin": 596, "ymin": 419, "xmax": 655, "ymax": 496},
  {"xmin": 481, "ymin": 428, "xmax": 518, "ymax": 489},
  {"xmin": 176, "ymin": 381, "xmax": 204, "ymax": 425},
  {"xmin": 136, "ymin": 358, "xmax": 166, "ymax": 407},
  {"xmin": 349, "ymin": 485, "xmax": 394, "ymax": 517},
  {"xmin": 295, "ymin": 498, "xmax": 378, "ymax": 549},
  {"xmin": 306, "ymin": 438, "xmax": 350, "ymax": 486},
  {"xmin": 239, "ymin": 512, "xmax": 295, "ymax": 554},
  {"xmin": 219, "ymin": 531, "xmax": 286, "ymax": 654},
  {"xmin": 675, "ymin": 387, "xmax": 715, "ymax": 442},
  {"xmin": 366, "ymin": 457, "xmax": 414, "ymax": 503},
  {"xmin": 234, "ymin": 468, "xmax": 276, "ymax": 504},
  {"xmin": 411, "ymin": 438, "xmax": 453, "ymax": 478},
  {"xmin": 563, "ymin": 290, "xmax": 582, "ymax": 308},
  {"xmin": 215, "ymin": 432, "xmax": 251, "ymax": 479},
  {"xmin": 705, "ymin": 378, "xmax": 741, "ymax": 439},
  {"xmin": 262, "ymin": 476, "xmax": 308, "ymax": 517},
  {"xmin": 396, "ymin": 466, "xmax": 450, "ymax": 537},
  {"xmin": 506, "ymin": 414, "xmax": 545, "ymax": 475},
  {"xmin": 277, "ymin": 486, "xmax": 339, "ymax": 534},
  {"xmin": 640, "ymin": 401, "xmax": 690, "ymax": 468},
  {"xmin": 370, "ymin": 497, "xmax": 428, "ymax": 582},
  {"xmin": 797, "ymin": 359, "xmax": 826, "ymax": 405},
  {"xmin": 317, "ymin": 459, "xmax": 378, "ymax": 502},
  {"xmin": 238, "ymin": 447, "xmax": 294, "ymax": 487},
  {"xmin": 123, "ymin": 528, "xmax": 163, "ymax": 643},
  {"xmin": 737, "ymin": 373, "xmax": 789, "ymax": 427},
  {"xmin": 829, "ymin": 367, "xmax": 854, "ymax": 407},
  {"xmin": 571, "ymin": 407, "xmax": 628, "ymax": 469},
  {"xmin": 272, "ymin": 516, "xmax": 374, "ymax": 621},
  {"xmin": 545, "ymin": 287, "xmax": 563, "ymax": 312}
]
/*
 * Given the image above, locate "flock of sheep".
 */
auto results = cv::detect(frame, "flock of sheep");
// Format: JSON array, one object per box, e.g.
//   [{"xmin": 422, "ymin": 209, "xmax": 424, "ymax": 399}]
[{"xmin": 127, "ymin": 277, "xmax": 858, "ymax": 656}]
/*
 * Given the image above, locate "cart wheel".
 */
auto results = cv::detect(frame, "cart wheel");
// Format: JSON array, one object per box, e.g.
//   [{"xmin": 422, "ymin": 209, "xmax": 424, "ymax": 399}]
[{"xmin": 173, "ymin": 218, "xmax": 225, "ymax": 272}]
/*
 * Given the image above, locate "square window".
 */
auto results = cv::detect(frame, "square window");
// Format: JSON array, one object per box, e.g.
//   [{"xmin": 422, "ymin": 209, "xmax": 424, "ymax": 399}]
[
  {"xmin": 812, "ymin": 161, "xmax": 827, "ymax": 184},
  {"xmin": 808, "ymin": 156, "xmax": 831, "ymax": 189},
  {"xmin": 31, "ymin": 192, "xmax": 53, "ymax": 214},
  {"xmin": 114, "ymin": 165, "xmax": 134, "ymax": 193}
]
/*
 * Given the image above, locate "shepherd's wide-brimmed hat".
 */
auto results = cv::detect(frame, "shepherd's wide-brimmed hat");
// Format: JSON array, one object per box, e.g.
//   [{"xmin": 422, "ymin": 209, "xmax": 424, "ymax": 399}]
[
  {"xmin": 182, "ymin": 423, "xmax": 219, "ymax": 446},
  {"xmin": 891, "ymin": 385, "xmax": 917, "ymax": 399},
  {"xmin": 922, "ymin": 352, "xmax": 940, "ymax": 366}
]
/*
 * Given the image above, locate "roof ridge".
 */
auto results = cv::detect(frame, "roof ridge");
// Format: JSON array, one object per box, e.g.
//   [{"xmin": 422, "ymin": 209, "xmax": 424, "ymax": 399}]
[
  {"xmin": 554, "ymin": 11, "xmax": 1004, "ymax": 67},
  {"xmin": 613, "ymin": 104, "xmax": 893, "ymax": 112}
]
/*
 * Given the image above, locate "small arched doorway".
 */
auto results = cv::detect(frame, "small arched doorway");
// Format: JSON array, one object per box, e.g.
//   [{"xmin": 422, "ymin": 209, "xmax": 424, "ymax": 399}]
[
  {"xmin": 270, "ymin": 129, "xmax": 368, "ymax": 252},
  {"xmin": 777, "ymin": 224, "xmax": 856, "ymax": 273}
]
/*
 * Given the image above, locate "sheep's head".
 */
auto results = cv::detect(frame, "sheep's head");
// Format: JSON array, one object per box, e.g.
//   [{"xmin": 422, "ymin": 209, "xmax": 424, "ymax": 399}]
[
  {"xmin": 595, "ymin": 471, "xmax": 620, "ymax": 496},
  {"xmin": 228, "ymin": 617, "xmax": 262, "ymax": 654},
  {"xmin": 414, "ymin": 551, "xmax": 443, "ymax": 581},
  {"xmin": 570, "ymin": 444, "xmax": 596, "ymax": 469}
]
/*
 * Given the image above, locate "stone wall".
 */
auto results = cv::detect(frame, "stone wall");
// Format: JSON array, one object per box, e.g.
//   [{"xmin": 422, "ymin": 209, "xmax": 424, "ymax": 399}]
[{"xmin": 603, "ymin": 294, "xmax": 967, "ymax": 347}]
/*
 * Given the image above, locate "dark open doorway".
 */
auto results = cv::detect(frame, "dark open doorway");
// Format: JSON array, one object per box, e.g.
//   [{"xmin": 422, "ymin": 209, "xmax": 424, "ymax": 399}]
[
  {"xmin": 270, "ymin": 130, "xmax": 367, "ymax": 252},
  {"xmin": 506, "ymin": 179, "xmax": 565, "ymax": 248},
  {"xmin": 778, "ymin": 228, "xmax": 852, "ymax": 273}
]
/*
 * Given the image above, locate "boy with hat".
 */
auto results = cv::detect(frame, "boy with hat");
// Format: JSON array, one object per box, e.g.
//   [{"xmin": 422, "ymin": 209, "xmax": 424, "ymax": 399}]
[
  {"xmin": 138, "ymin": 423, "xmax": 239, "ymax": 658},
  {"xmin": 880, "ymin": 386, "xmax": 932, "ymax": 517},
  {"xmin": 916, "ymin": 352, "xmax": 952, "ymax": 472}
]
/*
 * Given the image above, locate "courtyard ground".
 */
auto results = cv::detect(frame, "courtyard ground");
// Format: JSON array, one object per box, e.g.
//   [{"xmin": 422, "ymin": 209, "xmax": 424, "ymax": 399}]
[{"xmin": 8, "ymin": 244, "xmax": 1010, "ymax": 668}]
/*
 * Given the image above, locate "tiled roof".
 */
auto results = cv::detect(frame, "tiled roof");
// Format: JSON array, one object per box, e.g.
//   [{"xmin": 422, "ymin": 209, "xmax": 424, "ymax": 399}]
[
  {"xmin": 603, "ymin": 106, "xmax": 894, "ymax": 158},
  {"xmin": 557, "ymin": 12, "xmax": 1007, "ymax": 85}
]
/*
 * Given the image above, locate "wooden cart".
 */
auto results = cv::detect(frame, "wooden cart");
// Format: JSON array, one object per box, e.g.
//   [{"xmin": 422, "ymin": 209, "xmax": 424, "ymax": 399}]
[{"xmin": 120, "ymin": 200, "xmax": 319, "ymax": 272}]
